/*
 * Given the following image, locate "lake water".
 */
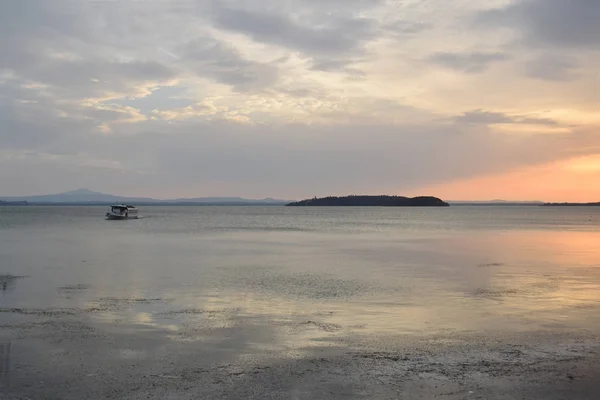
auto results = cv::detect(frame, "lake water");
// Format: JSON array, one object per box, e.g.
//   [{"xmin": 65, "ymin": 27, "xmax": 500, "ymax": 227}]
[{"xmin": 1, "ymin": 206, "xmax": 600, "ymax": 399}]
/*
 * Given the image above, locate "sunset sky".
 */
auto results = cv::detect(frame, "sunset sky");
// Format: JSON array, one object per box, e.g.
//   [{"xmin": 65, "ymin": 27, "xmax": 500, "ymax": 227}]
[{"xmin": 1, "ymin": 0, "xmax": 599, "ymax": 201}]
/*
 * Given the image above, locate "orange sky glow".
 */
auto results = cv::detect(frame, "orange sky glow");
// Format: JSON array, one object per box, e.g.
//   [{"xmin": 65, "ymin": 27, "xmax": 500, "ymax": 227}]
[
  {"xmin": 1, "ymin": 0, "xmax": 599, "ymax": 202},
  {"xmin": 412, "ymin": 154, "xmax": 600, "ymax": 202}
]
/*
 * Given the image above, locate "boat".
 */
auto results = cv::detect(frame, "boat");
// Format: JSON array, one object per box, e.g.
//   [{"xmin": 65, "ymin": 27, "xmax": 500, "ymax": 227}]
[{"xmin": 105, "ymin": 204, "xmax": 139, "ymax": 220}]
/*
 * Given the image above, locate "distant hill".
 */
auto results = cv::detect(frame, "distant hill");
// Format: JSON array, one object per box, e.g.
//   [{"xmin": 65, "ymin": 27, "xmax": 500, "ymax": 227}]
[
  {"xmin": 0, "ymin": 189, "xmax": 157, "ymax": 204},
  {"xmin": 286, "ymin": 195, "xmax": 449, "ymax": 207},
  {"xmin": 0, "ymin": 200, "xmax": 28, "ymax": 206},
  {"xmin": 0, "ymin": 189, "xmax": 289, "ymax": 205}
]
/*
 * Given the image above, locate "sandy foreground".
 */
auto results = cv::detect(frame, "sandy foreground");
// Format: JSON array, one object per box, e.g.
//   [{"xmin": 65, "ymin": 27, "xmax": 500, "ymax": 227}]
[{"xmin": 1, "ymin": 304, "xmax": 599, "ymax": 400}]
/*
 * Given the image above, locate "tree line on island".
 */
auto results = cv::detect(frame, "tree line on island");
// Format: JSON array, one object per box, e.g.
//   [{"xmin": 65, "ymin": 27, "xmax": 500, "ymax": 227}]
[{"xmin": 286, "ymin": 195, "xmax": 449, "ymax": 207}]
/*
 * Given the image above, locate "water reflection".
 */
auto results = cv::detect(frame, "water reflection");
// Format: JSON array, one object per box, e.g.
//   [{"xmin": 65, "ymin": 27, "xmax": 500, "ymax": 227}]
[
  {"xmin": 0, "ymin": 342, "xmax": 10, "ymax": 377},
  {"xmin": 0, "ymin": 275, "xmax": 25, "ymax": 294},
  {"xmin": 3, "ymin": 207, "xmax": 600, "ymax": 398},
  {"xmin": 2, "ymin": 211, "xmax": 600, "ymax": 348},
  {"xmin": 28, "ymin": 228, "xmax": 599, "ymax": 352}
]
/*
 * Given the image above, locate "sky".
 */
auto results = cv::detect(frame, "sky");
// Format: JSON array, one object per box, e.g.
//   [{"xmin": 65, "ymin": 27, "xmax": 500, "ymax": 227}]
[{"xmin": 1, "ymin": 0, "xmax": 599, "ymax": 201}]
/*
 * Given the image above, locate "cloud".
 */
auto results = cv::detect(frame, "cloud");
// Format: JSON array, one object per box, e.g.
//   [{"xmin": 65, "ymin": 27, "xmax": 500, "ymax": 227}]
[
  {"xmin": 207, "ymin": 2, "xmax": 377, "ymax": 57},
  {"xmin": 3, "ymin": 82, "xmax": 595, "ymax": 198},
  {"xmin": 1, "ymin": 0, "xmax": 599, "ymax": 200},
  {"xmin": 0, "ymin": 1, "xmax": 178, "ymax": 103},
  {"xmin": 382, "ymin": 20, "xmax": 431, "ymax": 36},
  {"xmin": 522, "ymin": 54, "xmax": 579, "ymax": 82},
  {"xmin": 1, "ymin": 76, "xmax": 597, "ymax": 198},
  {"xmin": 310, "ymin": 59, "xmax": 354, "ymax": 72},
  {"xmin": 23, "ymin": 59, "xmax": 176, "ymax": 101},
  {"xmin": 0, "ymin": 0, "xmax": 283, "ymax": 102},
  {"xmin": 104, "ymin": 122, "xmax": 600, "ymax": 198},
  {"xmin": 178, "ymin": 38, "xmax": 279, "ymax": 91},
  {"xmin": 151, "ymin": 100, "xmax": 228, "ymax": 122},
  {"xmin": 478, "ymin": 0, "xmax": 600, "ymax": 50},
  {"xmin": 455, "ymin": 110, "xmax": 559, "ymax": 126},
  {"xmin": 308, "ymin": 59, "xmax": 366, "ymax": 80},
  {"xmin": 428, "ymin": 52, "xmax": 508, "ymax": 73},
  {"xmin": 80, "ymin": 103, "xmax": 146, "ymax": 125}
]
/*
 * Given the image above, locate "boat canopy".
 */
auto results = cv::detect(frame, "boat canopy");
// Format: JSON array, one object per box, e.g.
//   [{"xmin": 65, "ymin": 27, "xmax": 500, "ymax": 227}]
[{"xmin": 110, "ymin": 204, "xmax": 136, "ymax": 209}]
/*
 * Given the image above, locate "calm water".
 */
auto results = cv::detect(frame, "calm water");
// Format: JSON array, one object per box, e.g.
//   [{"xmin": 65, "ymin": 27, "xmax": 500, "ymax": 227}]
[
  {"xmin": 2, "ymin": 206, "xmax": 600, "ymax": 335},
  {"xmin": 1, "ymin": 206, "xmax": 600, "ymax": 397}
]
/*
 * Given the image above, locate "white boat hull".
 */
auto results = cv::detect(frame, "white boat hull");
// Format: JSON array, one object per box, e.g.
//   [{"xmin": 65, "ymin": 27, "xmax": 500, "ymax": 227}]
[{"xmin": 105, "ymin": 213, "xmax": 138, "ymax": 220}]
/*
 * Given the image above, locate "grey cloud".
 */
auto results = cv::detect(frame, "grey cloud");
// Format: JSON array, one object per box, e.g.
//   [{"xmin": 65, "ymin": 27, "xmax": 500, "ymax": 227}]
[
  {"xmin": 208, "ymin": 3, "xmax": 377, "ymax": 56},
  {"xmin": 522, "ymin": 55, "xmax": 579, "ymax": 81},
  {"xmin": 2, "ymin": 0, "xmax": 597, "ymax": 198},
  {"xmin": 0, "ymin": 0, "xmax": 280, "ymax": 98},
  {"xmin": 382, "ymin": 20, "xmax": 431, "ymax": 36},
  {"xmin": 455, "ymin": 110, "xmax": 559, "ymax": 126},
  {"xmin": 196, "ymin": 0, "xmax": 383, "ymax": 80},
  {"xmin": 84, "ymin": 122, "xmax": 597, "ymax": 197},
  {"xmin": 0, "ymin": 1, "xmax": 177, "ymax": 101},
  {"xmin": 179, "ymin": 39, "xmax": 279, "ymax": 91},
  {"xmin": 0, "ymin": 77, "xmax": 141, "ymax": 153},
  {"xmin": 478, "ymin": 0, "xmax": 600, "ymax": 49},
  {"xmin": 272, "ymin": 86, "xmax": 329, "ymax": 99},
  {"xmin": 0, "ymin": 1, "xmax": 92, "ymax": 41},
  {"xmin": 311, "ymin": 59, "xmax": 352, "ymax": 72},
  {"xmin": 309, "ymin": 59, "xmax": 366, "ymax": 80},
  {"xmin": 521, "ymin": 116, "xmax": 560, "ymax": 127},
  {"xmin": 0, "ymin": 83, "xmax": 593, "ymax": 197},
  {"xmin": 295, "ymin": 0, "xmax": 385, "ymax": 8},
  {"xmin": 455, "ymin": 110, "xmax": 513, "ymax": 125},
  {"xmin": 0, "ymin": 95, "xmax": 91, "ymax": 152},
  {"xmin": 0, "ymin": 0, "xmax": 388, "ymax": 102},
  {"xmin": 22, "ymin": 59, "xmax": 175, "ymax": 100},
  {"xmin": 428, "ymin": 52, "xmax": 508, "ymax": 73}
]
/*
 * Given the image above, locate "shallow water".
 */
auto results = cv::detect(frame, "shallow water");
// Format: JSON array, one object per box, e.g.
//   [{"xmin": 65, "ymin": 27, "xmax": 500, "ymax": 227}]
[{"xmin": 1, "ymin": 205, "xmax": 600, "ymax": 398}]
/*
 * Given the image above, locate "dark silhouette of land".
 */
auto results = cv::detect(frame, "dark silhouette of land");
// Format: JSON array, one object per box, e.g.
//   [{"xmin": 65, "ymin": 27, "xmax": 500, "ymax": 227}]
[{"xmin": 286, "ymin": 195, "xmax": 449, "ymax": 207}]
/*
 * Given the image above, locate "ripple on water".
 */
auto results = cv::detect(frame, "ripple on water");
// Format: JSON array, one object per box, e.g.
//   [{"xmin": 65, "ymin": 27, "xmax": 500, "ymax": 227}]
[
  {"xmin": 0, "ymin": 274, "xmax": 28, "ymax": 292},
  {"xmin": 227, "ymin": 271, "xmax": 382, "ymax": 300},
  {"xmin": 469, "ymin": 288, "xmax": 520, "ymax": 299},
  {"xmin": 84, "ymin": 297, "xmax": 173, "ymax": 312},
  {"xmin": 58, "ymin": 284, "xmax": 92, "ymax": 292}
]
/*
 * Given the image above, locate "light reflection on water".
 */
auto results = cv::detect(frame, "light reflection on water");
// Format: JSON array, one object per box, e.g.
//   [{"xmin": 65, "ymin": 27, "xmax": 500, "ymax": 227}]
[{"xmin": 1, "ymin": 206, "xmax": 600, "ymax": 354}]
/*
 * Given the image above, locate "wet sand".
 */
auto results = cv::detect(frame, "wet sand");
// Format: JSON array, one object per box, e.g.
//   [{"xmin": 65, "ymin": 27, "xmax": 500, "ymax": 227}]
[{"xmin": 1, "ymin": 297, "xmax": 600, "ymax": 399}]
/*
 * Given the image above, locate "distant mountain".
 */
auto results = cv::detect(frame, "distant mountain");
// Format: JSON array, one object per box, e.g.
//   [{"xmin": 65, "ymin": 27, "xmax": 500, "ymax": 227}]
[
  {"xmin": 287, "ymin": 195, "xmax": 449, "ymax": 207},
  {"xmin": 0, "ymin": 189, "xmax": 290, "ymax": 205},
  {"xmin": 0, "ymin": 200, "xmax": 28, "ymax": 206},
  {"xmin": 0, "ymin": 189, "xmax": 156, "ymax": 204}
]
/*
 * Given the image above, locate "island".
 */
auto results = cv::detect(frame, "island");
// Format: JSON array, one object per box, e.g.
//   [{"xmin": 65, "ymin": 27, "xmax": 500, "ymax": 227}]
[{"xmin": 286, "ymin": 195, "xmax": 449, "ymax": 207}]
